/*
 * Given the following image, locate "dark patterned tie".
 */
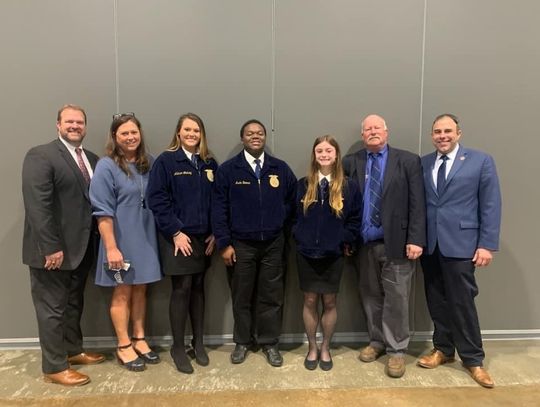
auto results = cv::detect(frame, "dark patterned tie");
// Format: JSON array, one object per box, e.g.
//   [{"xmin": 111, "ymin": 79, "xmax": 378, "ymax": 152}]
[
  {"xmin": 320, "ymin": 177, "xmax": 329, "ymax": 200},
  {"xmin": 369, "ymin": 152, "xmax": 383, "ymax": 227},
  {"xmin": 75, "ymin": 148, "xmax": 91, "ymax": 184},
  {"xmin": 437, "ymin": 155, "xmax": 448, "ymax": 195},
  {"xmin": 191, "ymin": 153, "xmax": 199, "ymax": 170},
  {"xmin": 254, "ymin": 159, "xmax": 261, "ymax": 179}
]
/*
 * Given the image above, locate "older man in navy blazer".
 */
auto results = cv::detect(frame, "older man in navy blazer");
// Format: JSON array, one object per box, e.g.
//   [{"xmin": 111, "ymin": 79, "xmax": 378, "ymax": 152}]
[
  {"xmin": 417, "ymin": 114, "xmax": 501, "ymax": 388},
  {"xmin": 343, "ymin": 114, "xmax": 426, "ymax": 378}
]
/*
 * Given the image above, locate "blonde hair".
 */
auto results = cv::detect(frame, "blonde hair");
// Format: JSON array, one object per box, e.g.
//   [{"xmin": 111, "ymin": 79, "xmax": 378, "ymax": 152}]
[
  {"xmin": 302, "ymin": 135, "xmax": 345, "ymax": 218},
  {"xmin": 168, "ymin": 113, "xmax": 212, "ymax": 162}
]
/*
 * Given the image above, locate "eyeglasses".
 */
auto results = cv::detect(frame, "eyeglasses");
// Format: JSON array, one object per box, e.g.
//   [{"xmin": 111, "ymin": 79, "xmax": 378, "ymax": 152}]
[{"xmin": 112, "ymin": 112, "xmax": 135, "ymax": 120}]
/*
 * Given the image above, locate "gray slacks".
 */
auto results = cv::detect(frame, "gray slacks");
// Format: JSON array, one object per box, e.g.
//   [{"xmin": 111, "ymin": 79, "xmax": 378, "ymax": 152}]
[{"xmin": 356, "ymin": 241, "xmax": 414, "ymax": 355}]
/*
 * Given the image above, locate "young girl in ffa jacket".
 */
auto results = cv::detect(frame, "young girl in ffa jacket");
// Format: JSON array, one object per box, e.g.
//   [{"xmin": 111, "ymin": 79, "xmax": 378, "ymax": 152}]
[
  {"xmin": 146, "ymin": 113, "xmax": 217, "ymax": 374},
  {"xmin": 293, "ymin": 135, "xmax": 361, "ymax": 371}
]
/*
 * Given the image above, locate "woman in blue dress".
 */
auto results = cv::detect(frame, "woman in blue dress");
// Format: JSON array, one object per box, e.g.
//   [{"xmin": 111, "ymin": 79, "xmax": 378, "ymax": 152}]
[
  {"xmin": 147, "ymin": 113, "xmax": 217, "ymax": 374},
  {"xmin": 293, "ymin": 135, "xmax": 361, "ymax": 371},
  {"xmin": 90, "ymin": 114, "xmax": 162, "ymax": 372}
]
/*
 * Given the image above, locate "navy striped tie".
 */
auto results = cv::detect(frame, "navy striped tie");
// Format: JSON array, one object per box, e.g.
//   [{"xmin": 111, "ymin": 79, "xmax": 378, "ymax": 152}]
[{"xmin": 369, "ymin": 153, "xmax": 382, "ymax": 227}]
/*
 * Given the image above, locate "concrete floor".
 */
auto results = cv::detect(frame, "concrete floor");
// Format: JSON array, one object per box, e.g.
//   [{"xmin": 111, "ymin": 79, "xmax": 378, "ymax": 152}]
[{"xmin": 0, "ymin": 340, "xmax": 538, "ymax": 404}]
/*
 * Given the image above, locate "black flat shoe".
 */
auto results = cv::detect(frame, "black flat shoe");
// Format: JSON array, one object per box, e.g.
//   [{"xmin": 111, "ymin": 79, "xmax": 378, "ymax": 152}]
[
  {"xmin": 190, "ymin": 340, "xmax": 209, "ymax": 366},
  {"xmin": 116, "ymin": 344, "xmax": 145, "ymax": 372},
  {"xmin": 319, "ymin": 354, "xmax": 333, "ymax": 371},
  {"xmin": 132, "ymin": 337, "xmax": 160, "ymax": 364},
  {"xmin": 170, "ymin": 347, "xmax": 194, "ymax": 374},
  {"xmin": 304, "ymin": 352, "xmax": 318, "ymax": 371}
]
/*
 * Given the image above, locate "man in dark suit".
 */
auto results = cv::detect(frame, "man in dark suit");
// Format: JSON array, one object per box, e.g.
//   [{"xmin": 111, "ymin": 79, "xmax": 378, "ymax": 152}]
[
  {"xmin": 343, "ymin": 114, "xmax": 425, "ymax": 378},
  {"xmin": 417, "ymin": 114, "xmax": 501, "ymax": 388},
  {"xmin": 22, "ymin": 104, "xmax": 105, "ymax": 386}
]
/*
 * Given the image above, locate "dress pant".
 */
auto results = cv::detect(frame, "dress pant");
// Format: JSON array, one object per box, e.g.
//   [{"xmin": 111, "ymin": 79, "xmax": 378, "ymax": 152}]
[
  {"xmin": 29, "ymin": 243, "xmax": 94, "ymax": 374},
  {"xmin": 421, "ymin": 245, "xmax": 484, "ymax": 367},
  {"xmin": 356, "ymin": 241, "xmax": 414, "ymax": 355},
  {"xmin": 231, "ymin": 234, "xmax": 284, "ymax": 346}
]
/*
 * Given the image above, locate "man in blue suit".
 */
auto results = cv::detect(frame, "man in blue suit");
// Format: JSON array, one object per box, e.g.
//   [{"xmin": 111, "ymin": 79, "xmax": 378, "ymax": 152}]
[{"xmin": 417, "ymin": 114, "xmax": 501, "ymax": 388}]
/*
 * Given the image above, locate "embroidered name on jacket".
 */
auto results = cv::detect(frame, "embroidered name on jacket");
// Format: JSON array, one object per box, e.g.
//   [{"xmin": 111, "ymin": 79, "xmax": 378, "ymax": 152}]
[
  {"xmin": 235, "ymin": 180, "xmax": 251, "ymax": 185},
  {"xmin": 174, "ymin": 171, "xmax": 192, "ymax": 176}
]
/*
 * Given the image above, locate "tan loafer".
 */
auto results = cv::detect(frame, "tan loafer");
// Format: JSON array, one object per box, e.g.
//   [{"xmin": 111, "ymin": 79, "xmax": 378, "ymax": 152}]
[
  {"xmin": 44, "ymin": 368, "xmax": 90, "ymax": 386},
  {"xmin": 386, "ymin": 355, "xmax": 406, "ymax": 378},
  {"xmin": 358, "ymin": 345, "xmax": 385, "ymax": 363},
  {"xmin": 417, "ymin": 349, "xmax": 455, "ymax": 369},
  {"xmin": 68, "ymin": 352, "xmax": 106, "ymax": 365},
  {"xmin": 467, "ymin": 366, "xmax": 494, "ymax": 388}
]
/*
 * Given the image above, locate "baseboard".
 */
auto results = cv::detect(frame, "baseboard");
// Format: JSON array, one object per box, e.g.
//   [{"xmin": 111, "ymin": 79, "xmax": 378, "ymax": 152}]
[{"xmin": 1, "ymin": 330, "xmax": 539, "ymax": 350}]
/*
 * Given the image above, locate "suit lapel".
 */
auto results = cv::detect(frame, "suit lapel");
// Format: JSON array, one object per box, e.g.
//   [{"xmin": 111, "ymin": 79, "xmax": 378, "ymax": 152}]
[
  {"xmin": 425, "ymin": 152, "xmax": 438, "ymax": 196},
  {"xmin": 355, "ymin": 150, "xmax": 367, "ymax": 190},
  {"xmin": 54, "ymin": 139, "xmax": 91, "ymax": 199},
  {"xmin": 441, "ymin": 146, "xmax": 467, "ymax": 195},
  {"xmin": 382, "ymin": 146, "xmax": 397, "ymax": 197}
]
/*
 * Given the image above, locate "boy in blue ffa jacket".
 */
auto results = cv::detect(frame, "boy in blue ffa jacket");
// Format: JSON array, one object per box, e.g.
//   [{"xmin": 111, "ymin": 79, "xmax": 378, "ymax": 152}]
[
  {"xmin": 293, "ymin": 135, "xmax": 361, "ymax": 371},
  {"xmin": 212, "ymin": 119, "xmax": 296, "ymax": 367}
]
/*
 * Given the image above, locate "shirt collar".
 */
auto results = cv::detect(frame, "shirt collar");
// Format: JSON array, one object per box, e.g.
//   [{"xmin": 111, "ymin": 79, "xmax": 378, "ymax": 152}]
[
  {"xmin": 437, "ymin": 143, "xmax": 460, "ymax": 161},
  {"xmin": 244, "ymin": 150, "xmax": 265, "ymax": 166},
  {"xmin": 182, "ymin": 146, "xmax": 199, "ymax": 161},
  {"xmin": 318, "ymin": 171, "xmax": 332, "ymax": 183},
  {"xmin": 58, "ymin": 135, "xmax": 82, "ymax": 153}
]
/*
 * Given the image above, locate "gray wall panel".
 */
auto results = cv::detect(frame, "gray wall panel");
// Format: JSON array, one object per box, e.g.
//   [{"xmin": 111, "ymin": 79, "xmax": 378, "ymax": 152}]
[
  {"xmin": 0, "ymin": 0, "xmax": 116, "ymax": 339},
  {"xmin": 1, "ymin": 0, "xmax": 538, "ymax": 343},
  {"xmin": 421, "ymin": 0, "xmax": 540, "ymax": 330}
]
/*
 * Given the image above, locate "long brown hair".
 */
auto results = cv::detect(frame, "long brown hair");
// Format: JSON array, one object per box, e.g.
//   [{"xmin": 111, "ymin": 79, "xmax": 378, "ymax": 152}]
[
  {"xmin": 105, "ymin": 115, "xmax": 150, "ymax": 176},
  {"xmin": 168, "ymin": 113, "xmax": 212, "ymax": 162},
  {"xmin": 302, "ymin": 135, "xmax": 345, "ymax": 218}
]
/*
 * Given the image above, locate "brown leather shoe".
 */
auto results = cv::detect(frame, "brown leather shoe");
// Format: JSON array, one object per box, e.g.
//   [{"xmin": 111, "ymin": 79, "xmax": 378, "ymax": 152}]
[
  {"xmin": 386, "ymin": 355, "xmax": 406, "ymax": 378},
  {"xmin": 43, "ymin": 368, "xmax": 90, "ymax": 386},
  {"xmin": 358, "ymin": 345, "xmax": 385, "ymax": 363},
  {"xmin": 417, "ymin": 349, "xmax": 455, "ymax": 369},
  {"xmin": 467, "ymin": 366, "xmax": 494, "ymax": 388},
  {"xmin": 68, "ymin": 352, "xmax": 106, "ymax": 365}
]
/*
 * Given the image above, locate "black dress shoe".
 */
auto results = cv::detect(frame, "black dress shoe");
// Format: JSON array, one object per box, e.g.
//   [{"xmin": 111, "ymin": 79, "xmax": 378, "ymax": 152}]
[
  {"xmin": 170, "ymin": 347, "xmax": 194, "ymax": 374},
  {"xmin": 304, "ymin": 351, "xmax": 318, "ymax": 371},
  {"xmin": 132, "ymin": 337, "xmax": 161, "ymax": 364},
  {"xmin": 231, "ymin": 344, "xmax": 249, "ymax": 364},
  {"xmin": 263, "ymin": 346, "xmax": 283, "ymax": 367},
  {"xmin": 190, "ymin": 340, "xmax": 209, "ymax": 366}
]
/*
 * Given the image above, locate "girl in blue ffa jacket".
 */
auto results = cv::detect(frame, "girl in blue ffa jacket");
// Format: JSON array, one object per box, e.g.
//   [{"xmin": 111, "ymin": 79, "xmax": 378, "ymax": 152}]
[
  {"xmin": 294, "ymin": 135, "xmax": 361, "ymax": 371},
  {"xmin": 146, "ymin": 113, "xmax": 217, "ymax": 374}
]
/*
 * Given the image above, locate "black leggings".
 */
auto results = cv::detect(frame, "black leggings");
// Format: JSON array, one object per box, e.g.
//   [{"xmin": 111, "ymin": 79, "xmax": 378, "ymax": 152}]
[{"xmin": 169, "ymin": 273, "xmax": 206, "ymax": 351}]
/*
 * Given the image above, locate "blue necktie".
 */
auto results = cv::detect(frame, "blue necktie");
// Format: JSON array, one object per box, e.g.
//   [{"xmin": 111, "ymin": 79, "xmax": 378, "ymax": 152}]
[
  {"xmin": 191, "ymin": 153, "xmax": 199, "ymax": 170},
  {"xmin": 437, "ymin": 155, "xmax": 448, "ymax": 195},
  {"xmin": 254, "ymin": 159, "xmax": 261, "ymax": 179},
  {"xmin": 369, "ymin": 153, "xmax": 383, "ymax": 227},
  {"xmin": 320, "ymin": 177, "xmax": 329, "ymax": 201}
]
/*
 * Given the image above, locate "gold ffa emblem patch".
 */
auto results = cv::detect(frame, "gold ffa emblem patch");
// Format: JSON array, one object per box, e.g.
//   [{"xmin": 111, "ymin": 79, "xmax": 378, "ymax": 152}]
[
  {"xmin": 269, "ymin": 175, "xmax": 279, "ymax": 188},
  {"xmin": 205, "ymin": 169, "xmax": 214, "ymax": 182}
]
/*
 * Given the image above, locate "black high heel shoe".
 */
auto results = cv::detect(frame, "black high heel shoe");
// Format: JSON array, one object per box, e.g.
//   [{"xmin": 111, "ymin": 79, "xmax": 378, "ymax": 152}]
[
  {"xmin": 190, "ymin": 339, "xmax": 209, "ymax": 366},
  {"xmin": 116, "ymin": 344, "xmax": 145, "ymax": 372},
  {"xmin": 132, "ymin": 337, "xmax": 161, "ymax": 364}
]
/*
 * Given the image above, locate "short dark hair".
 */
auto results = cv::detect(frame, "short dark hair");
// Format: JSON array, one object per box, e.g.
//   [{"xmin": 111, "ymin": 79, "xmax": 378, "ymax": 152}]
[
  {"xmin": 240, "ymin": 119, "xmax": 266, "ymax": 138},
  {"xmin": 57, "ymin": 104, "xmax": 87, "ymax": 124},
  {"xmin": 432, "ymin": 113, "xmax": 460, "ymax": 131}
]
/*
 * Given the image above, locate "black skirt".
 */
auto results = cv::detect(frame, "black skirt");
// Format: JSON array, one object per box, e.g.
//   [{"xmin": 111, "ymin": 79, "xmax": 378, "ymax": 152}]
[
  {"xmin": 158, "ymin": 232, "xmax": 211, "ymax": 276},
  {"xmin": 296, "ymin": 253, "xmax": 344, "ymax": 294}
]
